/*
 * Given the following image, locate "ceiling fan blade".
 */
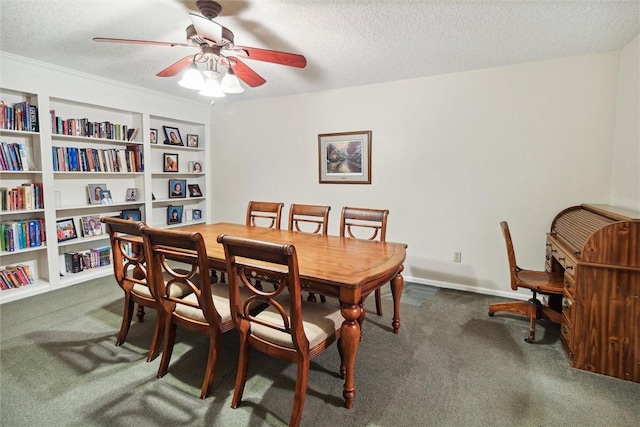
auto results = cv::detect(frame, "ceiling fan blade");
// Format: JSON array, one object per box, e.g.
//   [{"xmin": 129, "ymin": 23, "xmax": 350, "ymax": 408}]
[
  {"xmin": 226, "ymin": 57, "xmax": 266, "ymax": 87},
  {"xmin": 188, "ymin": 12, "xmax": 223, "ymax": 44},
  {"xmin": 93, "ymin": 37, "xmax": 190, "ymax": 48},
  {"xmin": 230, "ymin": 46, "xmax": 307, "ymax": 68},
  {"xmin": 157, "ymin": 56, "xmax": 193, "ymax": 77}
]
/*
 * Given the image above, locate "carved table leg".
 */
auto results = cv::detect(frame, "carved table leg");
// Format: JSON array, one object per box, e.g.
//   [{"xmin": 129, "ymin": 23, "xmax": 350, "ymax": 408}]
[
  {"xmin": 340, "ymin": 302, "xmax": 361, "ymax": 409},
  {"xmin": 390, "ymin": 267, "xmax": 404, "ymax": 334}
]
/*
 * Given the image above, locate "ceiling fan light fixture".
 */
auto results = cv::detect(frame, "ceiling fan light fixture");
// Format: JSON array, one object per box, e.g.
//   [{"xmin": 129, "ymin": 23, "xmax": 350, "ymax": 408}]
[
  {"xmin": 221, "ymin": 71, "xmax": 244, "ymax": 93},
  {"xmin": 178, "ymin": 63, "xmax": 204, "ymax": 90},
  {"xmin": 199, "ymin": 77, "xmax": 226, "ymax": 98}
]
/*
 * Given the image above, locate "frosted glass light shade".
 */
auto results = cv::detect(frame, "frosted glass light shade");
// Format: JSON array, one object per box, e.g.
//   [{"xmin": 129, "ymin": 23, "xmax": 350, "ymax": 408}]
[
  {"xmin": 199, "ymin": 77, "xmax": 226, "ymax": 98},
  {"xmin": 178, "ymin": 64, "xmax": 204, "ymax": 90},
  {"xmin": 221, "ymin": 72, "xmax": 244, "ymax": 93}
]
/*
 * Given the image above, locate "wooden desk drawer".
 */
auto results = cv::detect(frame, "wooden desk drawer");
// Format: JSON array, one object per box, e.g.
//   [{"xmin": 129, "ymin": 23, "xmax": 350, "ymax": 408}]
[
  {"xmin": 564, "ymin": 274, "xmax": 577, "ymax": 298},
  {"xmin": 562, "ymin": 291, "xmax": 574, "ymax": 322}
]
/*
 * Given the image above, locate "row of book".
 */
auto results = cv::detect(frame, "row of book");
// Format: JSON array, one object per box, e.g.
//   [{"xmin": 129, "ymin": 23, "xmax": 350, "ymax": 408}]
[
  {"xmin": 0, "ymin": 264, "xmax": 35, "ymax": 290},
  {"xmin": 0, "ymin": 101, "xmax": 39, "ymax": 132},
  {"xmin": 52, "ymin": 145, "xmax": 144, "ymax": 172},
  {"xmin": 1, "ymin": 218, "xmax": 46, "ymax": 252},
  {"xmin": 63, "ymin": 246, "xmax": 111, "ymax": 274},
  {"xmin": 0, "ymin": 141, "xmax": 31, "ymax": 171},
  {"xmin": 50, "ymin": 110, "xmax": 134, "ymax": 141},
  {"xmin": 0, "ymin": 183, "xmax": 45, "ymax": 211}
]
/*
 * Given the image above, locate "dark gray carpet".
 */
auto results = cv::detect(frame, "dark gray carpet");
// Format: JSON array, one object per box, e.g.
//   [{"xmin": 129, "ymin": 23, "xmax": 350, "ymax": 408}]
[{"xmin": 1, "ymin": 277, "xmax": 638, "ymax": 426}]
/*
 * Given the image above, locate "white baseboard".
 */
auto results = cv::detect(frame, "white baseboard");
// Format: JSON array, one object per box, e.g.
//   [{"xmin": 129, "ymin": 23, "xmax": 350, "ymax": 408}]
[{"xmin": 403, "ymin": 275, "xmax": 529, "ymax": 302}]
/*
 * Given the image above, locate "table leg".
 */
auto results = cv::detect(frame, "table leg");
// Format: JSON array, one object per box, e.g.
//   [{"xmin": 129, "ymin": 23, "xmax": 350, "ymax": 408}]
[
  {"xmin": 340, "ymin": 302, "xmax": 361, "ymax": 409},
  {"xmin": 391, "ymin": 267, "xmax": 404, "ymax": 334}
]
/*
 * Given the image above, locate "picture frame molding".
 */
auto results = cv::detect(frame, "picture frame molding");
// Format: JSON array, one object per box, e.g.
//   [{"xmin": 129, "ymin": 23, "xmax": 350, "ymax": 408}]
[{"xmin": 318, "ymin": 130, "xmax": 372, "ymax": 184}]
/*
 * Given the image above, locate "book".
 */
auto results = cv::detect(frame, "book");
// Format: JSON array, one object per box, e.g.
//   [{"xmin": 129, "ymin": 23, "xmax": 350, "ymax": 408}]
[{"xmin": 126, "ymin": 127, "xmax": 138, "ymax": 141}]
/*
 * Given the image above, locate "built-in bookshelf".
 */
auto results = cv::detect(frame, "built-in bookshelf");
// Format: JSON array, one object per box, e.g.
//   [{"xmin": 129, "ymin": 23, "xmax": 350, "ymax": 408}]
[{"xmin": 0, "ymin": 88, "xmax": 210, "ymax": 303}]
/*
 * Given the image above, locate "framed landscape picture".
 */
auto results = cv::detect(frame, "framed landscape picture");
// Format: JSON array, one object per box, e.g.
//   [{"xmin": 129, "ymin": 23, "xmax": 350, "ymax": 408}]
[
  {"xmin": 163, "ymin": 126, "xmax": 183, "ymax": 146},
  {"xmin": 318, "ymin": 130, "xmax": 372, "ymax": 184}
]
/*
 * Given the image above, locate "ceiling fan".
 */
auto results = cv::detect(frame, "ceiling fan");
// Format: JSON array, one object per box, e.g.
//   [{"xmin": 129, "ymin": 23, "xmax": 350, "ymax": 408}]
[{"xmin": 93, "ymin": 0, "xmax": 307, "ymax": 91}]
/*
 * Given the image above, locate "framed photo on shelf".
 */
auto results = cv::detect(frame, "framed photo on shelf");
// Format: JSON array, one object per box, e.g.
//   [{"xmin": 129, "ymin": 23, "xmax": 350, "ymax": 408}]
[
  {"xmin": 80, "ymin": 215, "xmax": 103, "ymax": 237},
  {"xmin": 163, "ymin": 153, "xmax": 179, "ymax": 172},
  {"xmin": 188, "ymin": 161, "xmax": 203, "ymax": 173},
  {"xmin": 163, "ymin": 126, "xmax": 183, "ymax": 146},
  {"xmin": 168, "ymin": 179, "xmax": 187, "ymax": 198},
  {"xmin": 188, "ymin": 184, "xmax": 202, "ymax": 197},
  {"xmin": 87, "ymin": 183, "xmax": 107, "ymax": 204},
  {"xmin": 192, "ymin": 209, "xmax": 202, "ymax": 221},
  {"xmin": 125, "ymin": 188, "xmax": 138, "ymax": 201},
  {"xmin": 100, "ymin": 189, "xmax": 113, "ymax": 204},
  {"xmin": 56, "ymin": 218, "xmax": 78, "ymax": 242},
  {"xmin": 121, "ymin": 209, "xmax": 142, "ymax": 222},
  {"xmin": 318, "ymin": 130, "xmax": 372, "ymax": 184},
  {"xmin": 186, "ymin": 134, "xmax": 199, "ymax": 147},
  {"xmin": 150, "ymin": 128, "xmax": 158, "ymax": 144},
  {"xmin": 167, "ymin": 205, "xmax": 183, "ymax": 224}
]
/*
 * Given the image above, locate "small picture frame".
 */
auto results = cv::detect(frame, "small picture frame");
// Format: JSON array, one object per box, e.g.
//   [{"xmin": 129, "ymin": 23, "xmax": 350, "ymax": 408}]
[
  {"xmin": 150, "ymin": 128, "xmax": 158, "ymax": 144},
  {"xmin": 167, "ymin": 205, "xmax": 183, "ymax": 224},
  {"xmin": 186, "ymin": 134, "xmax": 199, "ymax": 147},
  {"xmin": 188, "ymin": 161, "xmax": 203, "ymax": 173},
  {"xmin": 192, "ymin": 209, "xmax": 202, "ymax": 221},
  {"xmin": 56, "ymin": 218, "xmax": 78, "ymax": 242},
  {"xmin": 163, "ymin": 153, "xmax": 179, "ymax": 172},
  {"xmin": 87, "ymin": 183, "xmax": 107, "ymax": 205},
  {"xmin": 121, "ymin": 209, "xmax": 142, "ymax": 222},
  {"xmin": 163, "ymin": 126, "xmax": 183, "ymax": 146},
  {"xmin": 188, "ymin": 184, "xmax": 202, "ymax": 197},
  {"xmin": 100, "ymin": 189, "xmax": 113, "ymax": 205},
  {"xmin": 125, "ymin": 188, "xmax": 138, "ymax": 201},
  {"xmin": 80, "ymin": 215, "xmax": 103, "ymax": 237},
  {"xmin": 168, "ymin": 179, "xmax": 187, "ymax": 198}
]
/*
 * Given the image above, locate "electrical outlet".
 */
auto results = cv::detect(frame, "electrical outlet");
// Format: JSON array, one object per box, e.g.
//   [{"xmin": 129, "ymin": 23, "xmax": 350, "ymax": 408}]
[{"xmin": 453, "ymin": 251, "xmax": 462, "ymax": 262}]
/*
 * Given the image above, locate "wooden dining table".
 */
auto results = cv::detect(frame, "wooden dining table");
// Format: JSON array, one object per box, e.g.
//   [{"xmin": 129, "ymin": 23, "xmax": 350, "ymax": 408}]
[{"xmin": 178, "ymin": 222, "xmax": 407, "ymax": 409}]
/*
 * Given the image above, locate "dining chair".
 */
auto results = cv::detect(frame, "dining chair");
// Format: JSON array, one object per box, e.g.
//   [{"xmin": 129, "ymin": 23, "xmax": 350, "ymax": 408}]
[
  {"xmin": 489, "ymin": 221, "xmax": 564, "ymax": 343},
  {"xmin": 102, "ymin": 217, "xmax": 169, "ymax": 361},
  {"xmin": 217, "ymin": 234, "xmax": 344, "ymax": 427},
  {"xmin": 288, "ymin": 203, "xmax": 331, "ymax": 303},
  {"xmin": 340, "ymin": 206, "xmax": 390, "ymax": 316},
  {"xmin": 246, "ymin": 200, "xmax": 284, "ymax": 229},
  {"xmin": 141, "ymin": 226, "xmax": 234, "ymax": 399}
]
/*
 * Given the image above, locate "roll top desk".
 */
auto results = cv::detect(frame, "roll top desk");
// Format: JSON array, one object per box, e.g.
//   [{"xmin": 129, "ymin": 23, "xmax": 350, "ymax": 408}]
[{"xmin": 546, "ymin": 204, "xmax": 639, "ymax": 383}]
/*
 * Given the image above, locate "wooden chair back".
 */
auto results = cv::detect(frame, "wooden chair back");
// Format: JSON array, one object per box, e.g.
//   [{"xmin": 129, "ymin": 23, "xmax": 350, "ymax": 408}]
[
  {"xmin": 340, "ymin": 206, "xmax": 388, "ymax": 241},
  {"xmin": 246, "ymin": 201, "xmax": 284, "ymax": 229},
  {"xmin": 500, "ymin": 221, "xmax": 520, "ymax": 291},
  {"xmin": 141, "ymin": 226, "xmax": 222, "ymax": 330},
  {"xmin": 103, "ymin": 216, "xmax": 148, "ymax": 293},
  {"xmin": 288, "ymin": 203, "xmax": 331, "ymax": 235}
]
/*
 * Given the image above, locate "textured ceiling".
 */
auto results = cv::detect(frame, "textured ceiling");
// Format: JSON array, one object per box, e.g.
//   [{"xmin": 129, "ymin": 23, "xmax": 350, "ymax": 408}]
[{"xmin": 1, "ymin": 0, "xmax": 638, "ymax": 106}]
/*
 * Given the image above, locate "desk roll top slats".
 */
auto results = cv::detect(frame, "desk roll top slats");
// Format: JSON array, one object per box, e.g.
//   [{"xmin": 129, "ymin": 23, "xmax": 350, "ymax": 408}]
[{"xmin": 546, "ymin": 204, "xmax": 640, "ymax": 383}]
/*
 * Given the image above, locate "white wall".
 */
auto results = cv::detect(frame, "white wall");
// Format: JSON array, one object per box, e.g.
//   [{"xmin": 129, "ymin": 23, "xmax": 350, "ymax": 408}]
[
  {"xmin": 212, "ymin": 51, "xmax": 625, "ymax": 297},
  {"xmin": 610, "ymin": 34, "xmax": 640, "ymax": 211}
]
